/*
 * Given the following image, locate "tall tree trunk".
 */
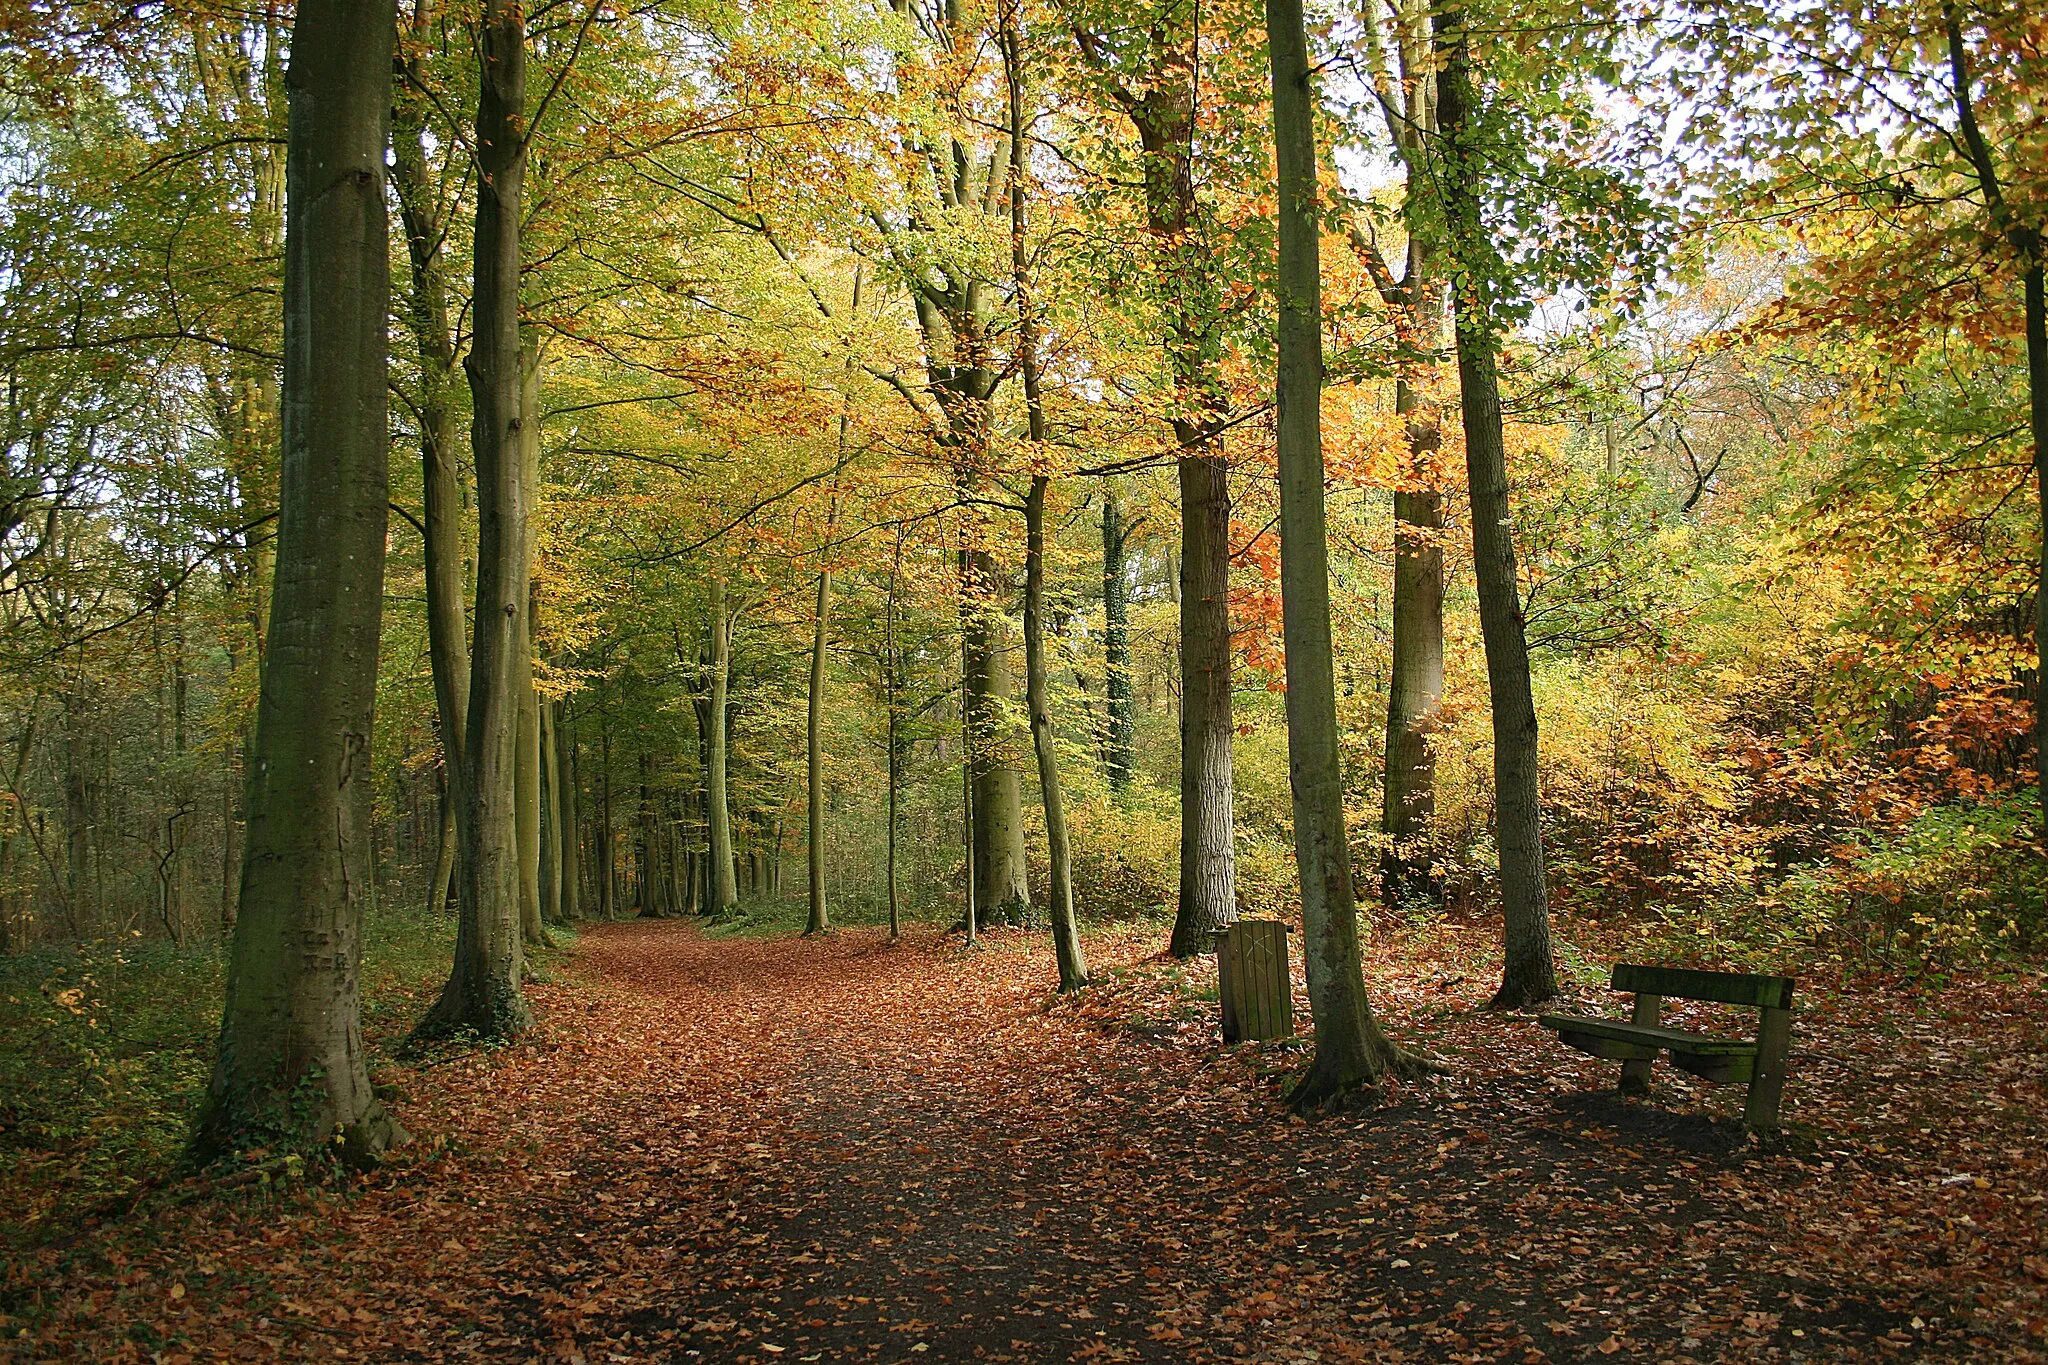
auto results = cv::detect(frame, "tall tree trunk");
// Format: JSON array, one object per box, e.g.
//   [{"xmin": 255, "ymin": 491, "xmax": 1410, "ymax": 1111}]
[
  {"xmin": 60, "ymin": 691, "xmax": 89, "ymax": 938},
  {"xmin": 1100, "ymin": 477, "xmax": 1136, "ymax": 792},
  {"xmin": 2029, "ymin": 264, "xmax": 2046, "ymax": 833},
  {"xmin": 960, "ymin": 545, "xmax": 979, "ymax": 947},
  {"xmin": 428, "ymin": 773, "xmax": 455, "ymax": 914},
  {"xmin": 515, "ymin": 352, "xmax": 547, "ymax": 946},
  {"xmin": 597, "ymin": 714, "xmax": 614, "ymax": 919},
  {"xmin": 963, "ymin": 552, "xmax": 1032, "ymax": 923},
  {"xmin": 558, "ymin": 705, "xmax": 581, "ymax": 921},
  {"xmin": 539, "ymin": 692, "xmax": 562, "ymax": 925},
  {"xmin": 1381, "ymin": 355, "xmax": 1445, "ymax": 907},
  {"xmin": 707, "ymin": 578, "xmax": 739, "ymax": 914},
  {"xmin": 196, "ymin": 0, "xmax": 401, "ymax": 1161},
  {"xmin": 1005, "ymin": 9, "xmax": 1086, "ymax": 985},
  {"xmin": 1267, "ymin": 0, "xmax": 1414, "ymax": 1105},
  {"xmin": 420, "ymin": 0, "xmax": 531, "ymax": 1039},
  {"xmin": 1026, "ymin": 481, "xmax": 1088, "ymax": 989},
  {"xmin": 1170, "ymin": 448, "xmax": 1236, "ymax": 956},
  {"xmin": 393, "ymin": 0, "xmax": 469, "ymax": 922},
  {"xmin": 636, "ymin": 749, "xmax": 659, "ymax": 915},
  {"xmin": 885, "ymin": 528, "xmax": 904, "ymax": 940},
  {"xmin": 806, "ymin": 564, "xmax": 831, "ymax": 933},
  {"xmin": 1435, "ymin": 11, "xmax": 1558, "ymax": 1009},
  {"xmin": 1358, "ymin": 1, "xmax": 1446, "ymax": 910},
  {"xmin": 1076, "ymin": 14, "xmax": 1238, "ymax": 957}
]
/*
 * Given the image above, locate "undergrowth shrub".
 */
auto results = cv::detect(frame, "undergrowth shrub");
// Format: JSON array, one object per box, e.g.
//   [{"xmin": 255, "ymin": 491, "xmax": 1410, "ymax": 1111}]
[{"xmin": 0, "ymin": 899, "xmax": 459, "ymax": 1248}]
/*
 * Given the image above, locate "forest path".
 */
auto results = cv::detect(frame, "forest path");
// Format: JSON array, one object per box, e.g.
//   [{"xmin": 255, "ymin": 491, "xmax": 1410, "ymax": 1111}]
[
  {"xmin": 438, "ymin": 921, "xmax": 2032, "ymax": 1363},
  {"xmin": 15, "ymin": 918, "xmax": 2044, "ymax": 1362}
]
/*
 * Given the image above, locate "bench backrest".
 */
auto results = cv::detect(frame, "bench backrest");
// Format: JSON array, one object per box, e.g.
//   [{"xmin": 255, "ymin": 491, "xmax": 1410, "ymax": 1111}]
[{"xmin": 1612, "ymin": 963, "xmax": 1794, "ymax": 1010}]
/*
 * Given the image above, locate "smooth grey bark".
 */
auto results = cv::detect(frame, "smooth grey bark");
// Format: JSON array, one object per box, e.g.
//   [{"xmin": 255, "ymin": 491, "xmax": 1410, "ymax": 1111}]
[
  {"xmin": 1382, "ymin": 347, "xmax": 1446, "ymax": 907},
  {"xmin": 539, "ymin": 693, "xmax": 562, "ymax": 924},
  {"xmin": 962, "ymin": 549, "xmax": 1032, "ymax": 923},
  {"xmin": 960, "ymin": 542, "xmax": 979, "ymax": 946},
  {"xmin": 515, "ymin": 352, "xmax": 547, "ymax": 946},
  {"xmin": 1267, "ymin": 0, "xmax": 1415, "ymax": 1105},
  {"xmin": 428, "ymin": 781, "xmax": 455, "ymax": 914},
  {"xmin": 1357, "ymin": 1, "xmax": 1446, "ymax": 910},
  {"xmin": 635, "ymin": 751, "xmax": 662, "ymax": 915},
  {"xmin": 1099, "ymin": 478, "xmax": 1136, "ymax": 792},
  {"xmin": 806, "ymin": 564, "xmax": 831, "ymax": 934},
  {"xmin": 1078, "ymin": 31, "xmax": 1236, "ymax": 959},
  {"xmin": 885, "ymin": 528, "xmax": 904, "ymax": 939},
  {"xmin": 707, "ymin": 578, "xmax": 738, "ymax": 914},
  {"xmin": 420, "ymin": 0, "xmax": 532, "ymax": 1039},
  {"xmin": 1434, "ymin": 12, "xmax": 1558, "ymax": 1009},
  {"xmin": 1005, "ymin": 12, "xmax": 1085, "ymax": 985},
  {"xmin": 557, "ymin": 703, "xmax": 581, "ymax": 920},
  {"xmin": 875, "ymin": 8, "xmax": 1030, "ymax": 932},
  {"xmin": 1026, "ymin": 479, "xmax": 1088, "ymax": 989},
  {"xmin": 1172, "ymin": 449, "xmax": 1237, "ymax": 956},
  {"xmin": 597, "ymin": 712, "xmax": 615, "ymax": 918},
  {"xmin": 196, "ymin": 0, "xmax": 400, "ymax": 1161},
  {"xmin": 393, "ymin": 0, "xmax": 470, "ymax": 923},
  {"xmin": 1075, "ymin": 25, "xmax": 1237, "ymax": 957}
]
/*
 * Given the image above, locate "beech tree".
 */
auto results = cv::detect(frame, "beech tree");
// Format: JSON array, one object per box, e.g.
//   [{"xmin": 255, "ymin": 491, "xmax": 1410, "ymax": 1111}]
[
  {"xmin": 1267, "ymin": 0, "xmax": 1417, "ymax": 1103},
  {"xmin": 194, "ymin": 0, "xmax": 401, "ymax": 1161},
  {"xmin": 393, "ymin": 0, "xmax": 469, "ymax": 923},
  {"xmin": 1068, "ymin": 0, "xmax": 1245, "ymax": 959},
  {"xmin": 1352, "ymin": 0, "xmax": 1448, "ymax": 910},
  {"xmin": 1431, "ymin": 5, "xmax": 1558, "ymax": 1009},
  {"xmin": 421, "ymin": 0, "xmax": 535, "ymax": 1038},
  {"xmin": 1005, "ymin": 0, "xmax": 1087, "ymax": 991}
]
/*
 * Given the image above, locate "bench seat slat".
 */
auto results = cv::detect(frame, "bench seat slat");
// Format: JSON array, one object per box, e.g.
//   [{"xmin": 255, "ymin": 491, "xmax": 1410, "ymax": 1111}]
[
  {"xmin": 1610, "ymin": 963, "xmax": 1793, "ymax": 1009},
  {"xmin": 1669, "ymin": 1049, "xmax": 1756, "ymax": 1085},
  {"xmin": 1536, "ymin": 1014, "xmax": 1757, "ymax": 1056}
]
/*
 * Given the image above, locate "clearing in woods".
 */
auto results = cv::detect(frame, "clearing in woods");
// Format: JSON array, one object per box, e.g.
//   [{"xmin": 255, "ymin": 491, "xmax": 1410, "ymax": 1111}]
[{"xmin": 11, "ymin": 920, "xmax": 2047, "ymax": 1362}]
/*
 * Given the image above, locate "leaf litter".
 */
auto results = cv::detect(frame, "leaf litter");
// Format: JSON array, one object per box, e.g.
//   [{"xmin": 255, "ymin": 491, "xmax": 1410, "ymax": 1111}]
[{"xmin": 4, "ymin": 918, "xmax": 2044, "ymax": 1362}]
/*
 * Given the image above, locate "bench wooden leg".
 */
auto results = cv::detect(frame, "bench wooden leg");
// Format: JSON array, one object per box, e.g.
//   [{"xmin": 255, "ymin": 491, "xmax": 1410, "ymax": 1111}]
[
  {"xmin": 1619, "ymin": 992, "xmax": 1660, "ymax": 1096},
  {"xmin": 1743, "ymin": 1005, "xmax": 1792, "ymax": 1132}
]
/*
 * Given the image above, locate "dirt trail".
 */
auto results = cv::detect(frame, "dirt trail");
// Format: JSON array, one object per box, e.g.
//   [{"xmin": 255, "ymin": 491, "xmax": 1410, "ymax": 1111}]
[{"xmin": 12, "ymin": 920, "xmax": 2045, "ymax": 1362}]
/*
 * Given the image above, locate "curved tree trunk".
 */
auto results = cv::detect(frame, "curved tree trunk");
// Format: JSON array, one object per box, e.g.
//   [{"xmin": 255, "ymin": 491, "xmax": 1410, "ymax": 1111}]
[
  {"xmin": 1435, "ymin": 10, "xmax": 1558, "ymax": 1009},
  {"xmin": 1004, "ymin": 14, "xmax": 1085, "ymax": 985},
  {"xmin": 1026, "ymin": 479, "xmax": 1088, "ymax": 990},
  {"xmin": 1267, "ymin": 0, "xmax": 1415, "ymax": 1106},
  {"xmin": 419, "ymin": 0, "xmax": 532, "ymax": 1040},
  {"xmin": 196, "ymin": 0, "xmax": 401, "ymax": 1163}
]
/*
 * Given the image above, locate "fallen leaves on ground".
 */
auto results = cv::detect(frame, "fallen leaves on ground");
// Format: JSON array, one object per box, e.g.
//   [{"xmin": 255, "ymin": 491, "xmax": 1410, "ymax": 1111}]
[{"xmin": 4, "ymin": 917, "xmax": 2044, "ymax": 1363}]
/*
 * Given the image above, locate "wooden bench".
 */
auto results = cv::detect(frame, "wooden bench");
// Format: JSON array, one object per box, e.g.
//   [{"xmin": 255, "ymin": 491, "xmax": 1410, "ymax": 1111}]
[{"xmin": 1538, "ymin": 964, "xmax": 1795, "ymax": 1132}]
